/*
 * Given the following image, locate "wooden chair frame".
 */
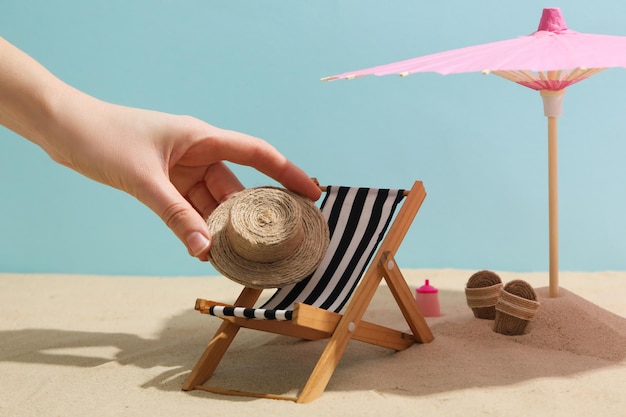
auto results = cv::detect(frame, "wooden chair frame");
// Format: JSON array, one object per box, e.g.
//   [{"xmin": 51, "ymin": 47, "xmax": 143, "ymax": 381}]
[{"xmin": 182, "ymin": 181, "xmax": 434, "ymax": 403}]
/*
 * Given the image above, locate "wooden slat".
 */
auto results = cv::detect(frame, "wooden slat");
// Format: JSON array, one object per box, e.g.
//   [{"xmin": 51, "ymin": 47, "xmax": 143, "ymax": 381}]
[
  {"xmin": 193, "ymin": 385, "xmax": 297, "ymax": 402},
  {"xmin": 292, "ymin": 302, "xmax": 338, "ymax": 332},
  {"xmin": 352, "ymin": 321, "xmax": 416, "ymax": 350},
  {"xmin": 182, "ymin": 287, "xmax": 263, "ymax": 391},
  {"xmin": 294, "ymin": 303, "xmax": 416, "ymax": 351},
  {"xmin": 194, "ymin": 298, "xmax": 330, "ymax": 340},
  {"xmin": 318, "ymin": 185, "xmax": 409, "ymax": 196},
  {"xmin": 195, "ymin": 300, "xmax": 416, "ymax": 350},
  {"xmin": 224, "ymin": 316, "xmax": 330, "ymax": 341},
  {"xmin": 195, "ymin": 299, "xmax": 228, "ymax": 312}
]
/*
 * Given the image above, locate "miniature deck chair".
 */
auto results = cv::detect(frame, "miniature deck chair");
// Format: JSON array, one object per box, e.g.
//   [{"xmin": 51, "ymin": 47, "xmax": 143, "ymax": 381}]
[{"xmin": 183, "ymin": 181, "xmax": 434, "ymax": 403}]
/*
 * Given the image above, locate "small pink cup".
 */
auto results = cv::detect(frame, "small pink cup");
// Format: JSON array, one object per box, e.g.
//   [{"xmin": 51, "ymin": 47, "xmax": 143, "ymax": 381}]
[{"xmin": 415, "ymin": 279, "xmax": 440, "ymax": 317}]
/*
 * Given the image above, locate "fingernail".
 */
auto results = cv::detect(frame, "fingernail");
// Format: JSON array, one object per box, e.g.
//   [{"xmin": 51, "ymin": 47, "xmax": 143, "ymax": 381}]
[{"xmin": 187, "ymin": 232, "xmax": 210, "ymax": 257}]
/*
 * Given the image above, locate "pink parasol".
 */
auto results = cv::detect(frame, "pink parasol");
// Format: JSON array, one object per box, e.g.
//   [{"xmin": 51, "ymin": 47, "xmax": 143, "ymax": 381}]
[{"xmin": 323, "ymin": 8, "xmax": 626, "ymax": 297}]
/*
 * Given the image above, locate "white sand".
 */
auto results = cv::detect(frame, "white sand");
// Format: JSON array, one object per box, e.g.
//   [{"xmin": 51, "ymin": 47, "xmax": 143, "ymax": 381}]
[{"xmin": 1, "ymin": 270, "xmax": 625, "ymax": 417}]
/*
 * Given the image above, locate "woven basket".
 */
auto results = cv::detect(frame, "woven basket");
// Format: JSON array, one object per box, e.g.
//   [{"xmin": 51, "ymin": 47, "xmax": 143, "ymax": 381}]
[
  {"xmin": 493, "ymin": 280, "xmax": 540, "ymax": 336},
  {"xmin": 465, "ymin": 270, "xmax": 503, "ymax": 319}
]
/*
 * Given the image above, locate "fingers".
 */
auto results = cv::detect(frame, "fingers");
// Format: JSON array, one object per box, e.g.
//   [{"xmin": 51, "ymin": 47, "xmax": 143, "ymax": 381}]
[
  {"xmin": 203, "ymin": 162, "xmax": 245, "ymax": 203},
  {"xmin": 228, "ymin": 134, "xmax": 321, "ymax": 201},
  {"xmin": 186, "ymin": 182, "xmax": 218, "ymax": 220},
  {"xmin": 273, "ymin": 160, "xmax": 322, "ymax": 201},
  {"xmin": 186, "ymin": 126, "xmax": 321, "ymax": 201},
  {"xmin": 186, "ymin": 162, "xmax": 243, "ymax": 219},
  {"xmin": 140, "ymin": 177, "xmax": 213, "ymax": 261},
  {"xmin": 147, "ymin": 119, "xmax": 322, "ymax": 262}
]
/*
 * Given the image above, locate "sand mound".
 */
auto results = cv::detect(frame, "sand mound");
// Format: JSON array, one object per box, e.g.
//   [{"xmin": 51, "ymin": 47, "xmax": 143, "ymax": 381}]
[{"xmin": 433, "ymin": 286, "xmax": 626, "ymax": 362}]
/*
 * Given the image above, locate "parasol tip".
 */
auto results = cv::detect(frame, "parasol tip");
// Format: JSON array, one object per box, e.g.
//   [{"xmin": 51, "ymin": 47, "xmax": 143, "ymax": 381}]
[{"xmin": 537, "ymin": 7, "xmax": 568, "ymax": 33}]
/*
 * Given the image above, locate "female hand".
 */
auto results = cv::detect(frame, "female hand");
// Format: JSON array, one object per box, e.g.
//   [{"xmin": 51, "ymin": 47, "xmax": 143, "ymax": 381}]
[{"xmin": 0, "ymin": 37, "xmax": 320, "ymax": 261}]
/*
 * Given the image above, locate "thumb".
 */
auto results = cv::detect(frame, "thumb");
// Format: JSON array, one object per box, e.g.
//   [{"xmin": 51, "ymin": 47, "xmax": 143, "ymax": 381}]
[{"xmin": 141, "ymin": 180, "xmax": 212, "ymax": 261}]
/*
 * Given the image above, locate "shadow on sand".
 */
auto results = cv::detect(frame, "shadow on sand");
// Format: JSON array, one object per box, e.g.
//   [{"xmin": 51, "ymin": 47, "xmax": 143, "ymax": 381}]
[{"xmin": 1, "ymin": 285, "xmax": 625, "ymax": 399}]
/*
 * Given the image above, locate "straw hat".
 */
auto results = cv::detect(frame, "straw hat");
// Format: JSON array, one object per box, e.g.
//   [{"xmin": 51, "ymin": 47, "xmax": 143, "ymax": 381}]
[{"xmin": 206, "ymin": 186, "xmax": 329, "ymax": 289}]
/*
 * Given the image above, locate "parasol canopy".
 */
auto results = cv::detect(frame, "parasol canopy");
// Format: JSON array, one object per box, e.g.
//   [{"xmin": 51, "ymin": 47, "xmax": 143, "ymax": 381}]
[{"xmin": 323, "ymin": 8, "xmax": 626, "ymax": 297}]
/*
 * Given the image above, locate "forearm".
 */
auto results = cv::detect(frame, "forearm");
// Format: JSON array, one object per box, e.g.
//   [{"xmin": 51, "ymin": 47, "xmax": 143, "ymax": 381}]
[{"xmin": 0, "ymin": 37, "xmax": 92, "ymax": 159}]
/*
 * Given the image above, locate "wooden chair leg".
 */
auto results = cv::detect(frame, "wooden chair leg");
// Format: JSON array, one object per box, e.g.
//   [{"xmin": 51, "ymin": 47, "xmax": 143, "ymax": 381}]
[
  {"xmin": 182, "ymin": 287, "xmax": 263, "ymax": 391},
  {"xmin": 379, "ymin": 251, "xmax": 434, "ymax": 344},
  {"xmin": 296, "ymin": 316, "xmax": 355, "ymax": 403},
  {"xmin": 182, "ymin": 320, "xmax": 243, "ymax": 390},
  {"xmin": 296, "ymin": 262, "xmax": 385, "ymax": 403},
  {"xmin": 297, "ymin": 254, "xmax": 434, "ymax": 401}
]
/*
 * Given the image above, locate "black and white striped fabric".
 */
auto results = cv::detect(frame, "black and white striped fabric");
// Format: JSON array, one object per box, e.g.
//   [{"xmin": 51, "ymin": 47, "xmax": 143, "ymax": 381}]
[{"xmin": 208, "ymin": 186, "xmax": 405, "ymax": 321}]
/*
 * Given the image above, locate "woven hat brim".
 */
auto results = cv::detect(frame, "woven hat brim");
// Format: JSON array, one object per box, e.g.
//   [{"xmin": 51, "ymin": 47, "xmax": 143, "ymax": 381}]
[{"xmin": 207, "ymin": 187, "xmax": 329, "ymax": 289}]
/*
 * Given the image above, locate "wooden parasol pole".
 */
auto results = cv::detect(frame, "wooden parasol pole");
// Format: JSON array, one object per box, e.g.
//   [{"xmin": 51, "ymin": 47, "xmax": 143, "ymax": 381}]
[
  {"xmin": 547, "ymin": 114, "xmax": 559, "ymax": 297},
  {"xmin": 540, "ymin": 88, "xmax": 565, "ymax": 298}
]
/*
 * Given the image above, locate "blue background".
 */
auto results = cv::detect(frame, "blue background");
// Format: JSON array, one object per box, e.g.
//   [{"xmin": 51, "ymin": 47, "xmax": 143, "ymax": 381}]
[{"xmin": 2, "ymin": 1, "xmax": 626, "ymax": 276}]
